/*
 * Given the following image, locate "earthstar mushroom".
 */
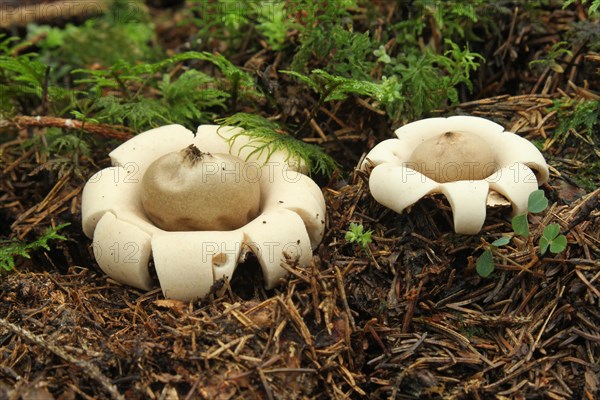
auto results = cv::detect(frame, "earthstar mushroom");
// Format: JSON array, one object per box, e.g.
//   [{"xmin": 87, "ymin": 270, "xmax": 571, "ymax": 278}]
[
  {"xmin": 82, "ymin": 124, "xmax": 326, "ymax": 301},
  {"xmin": 361, "ymin": 116, "xmax": 549, "ymax": 234}
]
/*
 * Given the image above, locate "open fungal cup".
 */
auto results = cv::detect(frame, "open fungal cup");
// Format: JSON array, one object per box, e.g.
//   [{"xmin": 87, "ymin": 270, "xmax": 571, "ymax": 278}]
[
  {"xmin": 362, "ymin": 116, "xmax": 549, "ymax": 235},
  {"xmin": 82, "ymin": 124, "xmax": 326, "ymax": 301}
]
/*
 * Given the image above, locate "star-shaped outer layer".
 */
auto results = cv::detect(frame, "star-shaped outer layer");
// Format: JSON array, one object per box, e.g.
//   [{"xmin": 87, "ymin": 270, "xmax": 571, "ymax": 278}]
[
  {"xmin": 361, "ymin": 116, "xmax": 550, "ymax": 235},
  {"xmin": 82, "ymin": 124, "xmax": 326, "ymax": 301}
]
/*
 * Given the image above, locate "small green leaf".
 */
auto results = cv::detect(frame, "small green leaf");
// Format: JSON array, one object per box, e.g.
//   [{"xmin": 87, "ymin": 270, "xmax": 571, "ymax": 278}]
[
  {"xmin": 476, "ymin": 250, "xmax": 494, "ymax": 278},
  {"xmin": 542, "ymin": 225, "xmax": 567, "ymax": 255},
  {"xmin": 374, "ymin": 45, "xmax": 392, "ymax": 64},
  {"xmin": 549, "ymin": 235, "xmax": 567, "ymax": 254},
  {"xmin": 358, "ymin": 231, "xmax": 372, "ymax": 248},
  {"xmin": 491, "ymin": 236, "xmax": 511, "ymax": 247},
  {"xmin": 539, "ymin": 236, "xmax": 550, "ymax": 255},
  {"xmin": 528, "ymin": 190, "xmax": 549, "ymax": 213},
  {"xmin": 345, "ymin": 223, "xmax": 373, "ymax": 249},
  {"xmin": 542, "ymin": 223, "xmax": 561, "ymax": 240},
  {"xmin": 511, "ymin": 214, "xmax": 529, "ymax": 238},
  {"xmin": 345, "ymin": 228, "xmax": 359, "ymax": 241},
  {"xmin": 550, "ymin": 61, "xmax": 564, "ymax": 74}
]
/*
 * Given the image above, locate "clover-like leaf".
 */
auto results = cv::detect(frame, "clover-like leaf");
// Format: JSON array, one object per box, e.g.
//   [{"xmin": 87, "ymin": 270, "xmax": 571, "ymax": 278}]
[
  {"xmin": 492, "ymin": 236, "xmax": 511, "ymax": 247},
  {"xmin": 542, "ymin": 223, "xmax": 561, "ymax": 240},
  {"xmin": 549, "ymin": 235, "xmax": 567, "ymax": 254},
  {"xmin": 511, "ymin": 214, "xmax": 529, "ymax": 238},
  {"xmin": 540, "ymin": 223, "xmax": 567, "ymax": 255},
  {"xmin": 528, "ymin": 190, "xmax": 549, "ymax": 213},
  {"xmin": 539, "ymin": 235, "xmax": 550, "ymax": 255},
  {"xmin": 476, "ymin": 249, "xmax": 494, "ymax": 278}
]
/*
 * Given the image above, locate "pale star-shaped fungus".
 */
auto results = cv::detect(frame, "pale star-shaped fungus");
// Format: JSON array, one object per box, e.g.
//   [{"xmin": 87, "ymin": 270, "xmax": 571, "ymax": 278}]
[
  {"xmin": 361, "ymin": 116, "xmax": 549, "ymax": 235},
  {"xmin": 82, "ymin": 124, "xmax": 326, "ymax": 301}
]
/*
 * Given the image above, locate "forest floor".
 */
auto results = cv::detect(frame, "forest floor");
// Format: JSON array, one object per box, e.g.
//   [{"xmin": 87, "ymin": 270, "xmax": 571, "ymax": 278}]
[{"xmin": 0, "ymin": 1, "xmax": 599, "ymax": 399}]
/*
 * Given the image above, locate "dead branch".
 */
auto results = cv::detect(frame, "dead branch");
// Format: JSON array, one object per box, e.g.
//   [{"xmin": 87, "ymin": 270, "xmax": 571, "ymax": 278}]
[
  {"xmin": 0, "ymin": 0, "xmax": 108, "ymax": 29},
  {"xmin": 2, "ymin": 115, "xmax": 134, "ymax": 141}
]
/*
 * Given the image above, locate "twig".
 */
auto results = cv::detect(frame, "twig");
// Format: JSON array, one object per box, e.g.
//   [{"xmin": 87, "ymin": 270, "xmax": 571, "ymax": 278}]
[
  {"xmin": 334, "ymin": 265, "xmax": 357, "ymax": 332},
  {"xmin": 575, "ymin": 269, "xmax": 600, "ymax": 299},
  {"xmin": 0, "ymin": 317, "xmax": 125, "ymax": 400},
  {"xmin": 533, "ymin": 286, "xmax": 564, "ymax": 351},
  {"xmin": 567, "ymin": 188, "xmax": 600, "ymax": 230},
  {"xmin": 3, "ymin": 115, "xmax": 134, "ymax": 141}
]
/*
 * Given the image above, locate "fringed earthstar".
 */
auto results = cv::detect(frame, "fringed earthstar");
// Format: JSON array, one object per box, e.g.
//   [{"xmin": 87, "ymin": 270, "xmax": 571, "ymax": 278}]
[
  {"xmin": 361, "ymin": 116, "xmax": 549, "ymax": 234},
  {"xmin": 82, "ymin": 125, "xmax": 326, "ymax": 301}
]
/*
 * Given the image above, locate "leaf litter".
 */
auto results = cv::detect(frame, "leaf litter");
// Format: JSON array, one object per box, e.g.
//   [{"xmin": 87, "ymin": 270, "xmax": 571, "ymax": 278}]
[{"xmin": 0, "ymin": 1, "xmax": 599, "ymax": 399}]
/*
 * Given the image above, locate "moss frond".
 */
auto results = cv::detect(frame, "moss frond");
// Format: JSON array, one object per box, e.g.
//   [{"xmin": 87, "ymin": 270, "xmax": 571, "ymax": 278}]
[
  {"xmin": 0, "ymin": 223, "xmax": 70, "ymax": 272},
  {"xmin": 216, "ymin": 113, "xmax": 338, "ymax": 176}
]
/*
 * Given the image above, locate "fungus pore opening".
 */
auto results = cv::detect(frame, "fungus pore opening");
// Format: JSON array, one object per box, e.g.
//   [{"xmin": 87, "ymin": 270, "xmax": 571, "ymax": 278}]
[{"xmin": 182, "ymin": 143, "xmax": 207, "ymax": 165}]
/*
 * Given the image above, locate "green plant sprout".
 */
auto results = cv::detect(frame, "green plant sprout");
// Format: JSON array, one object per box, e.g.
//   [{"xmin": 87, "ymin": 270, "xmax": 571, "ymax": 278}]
[
  {"xmin": 529, "ymin": 41, "xmax": 573, "ymax": 73},
  {"xmin": 476, "ymin": 190, "xmax": 567, "ymax": 278},
  {"xmin": 0, "ymin": 223, "xmax": 70, "ymax": 272},
  {"xmin": 373, "ymin": 45, "xmax": 392, "ymax": 64},
  {"xmin": 345, "ymin": 222, "xmax": 373, "ymax": 249}
]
